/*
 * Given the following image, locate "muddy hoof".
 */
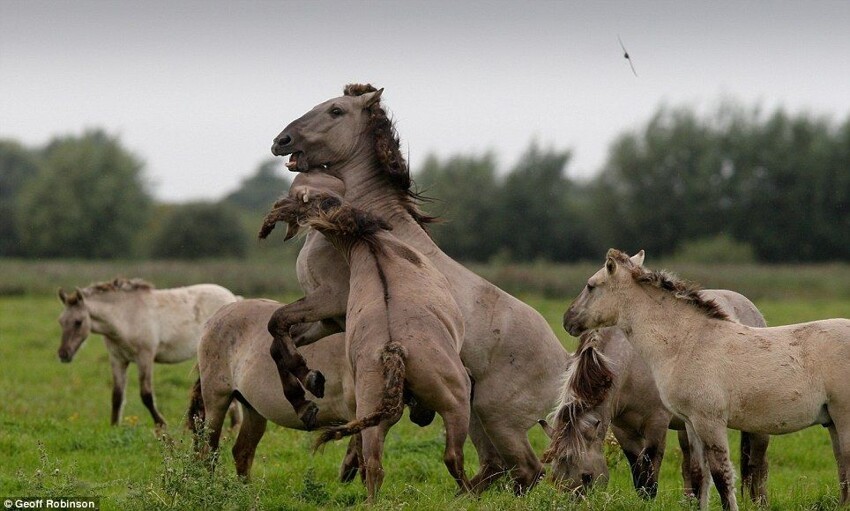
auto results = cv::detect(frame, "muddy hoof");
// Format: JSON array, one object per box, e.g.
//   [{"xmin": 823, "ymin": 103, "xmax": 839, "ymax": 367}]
[
  {"xmin": 297, "ymin": 402, "xmax": 319, "ymax": 430},
  {"xmin": 305, "ymin": 370, "xmax": 325, "ymax": 398}
]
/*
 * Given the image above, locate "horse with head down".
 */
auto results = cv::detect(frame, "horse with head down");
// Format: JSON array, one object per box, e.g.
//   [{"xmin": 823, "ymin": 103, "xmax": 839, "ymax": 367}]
[{"xmin": 267, "ymin": 84, "xmax": 569, "ymax": 493}]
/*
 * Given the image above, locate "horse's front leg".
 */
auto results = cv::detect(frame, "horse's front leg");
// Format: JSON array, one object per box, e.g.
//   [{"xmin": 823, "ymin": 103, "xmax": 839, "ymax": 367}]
[
  {"xmin": 137, "ymin": 352, "xmax": 166, "ymax": 427},
  {"xmin": 684, "ymin": 421, "xmax": 711, "ymax": 509},
  {"xmin": 107, "ymin": 349, "xmax": 129, "ymax": 426},
  {"xmin": 268, "ymin": 334, "xmax": 319, "ymax": 429},
  {"xmin": 691, "ymin": 417, "xmax": 738, "ymax": 511}
]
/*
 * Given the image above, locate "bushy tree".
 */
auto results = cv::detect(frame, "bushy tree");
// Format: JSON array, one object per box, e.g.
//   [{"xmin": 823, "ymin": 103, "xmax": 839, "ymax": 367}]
[
  {"xmin": 224, "ymin": 159, "xmax": 291, "ymax": 213},
  {"xmin": 148, "ymin": 201, "xmax": 249, "ymax": 259},
  {"xmin": 0, "ymin": 140, "xmax": 41, "ymax": 256},
  {"xmin": 16, "ymin": 130, "xmax": 152, "ymax": 258},
  {"xmin": 417, "ymin": 153, "xmax": 501, "ymax": 261}
]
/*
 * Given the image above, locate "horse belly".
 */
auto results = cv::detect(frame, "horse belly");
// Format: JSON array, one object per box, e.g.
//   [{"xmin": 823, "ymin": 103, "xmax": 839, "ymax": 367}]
[{"xmin": 728, "ymin": 387, "xmax": 826, "ymax": 434}]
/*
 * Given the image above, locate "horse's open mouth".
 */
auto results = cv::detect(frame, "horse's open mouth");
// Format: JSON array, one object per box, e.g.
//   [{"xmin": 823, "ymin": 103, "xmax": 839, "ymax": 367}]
[{"xmin": 286, "ymin": 152, "xmax": 304, "ymax": 172}]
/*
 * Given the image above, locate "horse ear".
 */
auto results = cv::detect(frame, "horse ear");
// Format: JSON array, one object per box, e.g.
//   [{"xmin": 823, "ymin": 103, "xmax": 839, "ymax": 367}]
[
  {"xmin": 58, "ymin": 288, "xmax": 67, "ymax": 304},
  {"xmin": 537, "ymin": 419, "xmax": 554, "ymax": 439},
  {"xmin": 74, "ymin": 288, "xmax": 85, "ymax": 303},
  {"xmin": 361, "ymin": 88, "xmax": 384, "ymax": 108},
  {"xmin": 605, "ymin": 251, "xmax": 618, "ymax": 275},
  {"xmin": 630, "ymin": 250, "xmax": 645, "ymax": 267}
]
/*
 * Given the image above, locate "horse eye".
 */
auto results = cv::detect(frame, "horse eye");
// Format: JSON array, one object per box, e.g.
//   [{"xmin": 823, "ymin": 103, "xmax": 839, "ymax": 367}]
[
  {"xmin": 586, "ymin": 283, "xmax": 595, "ymax": 291},
  {"xmin": 329, "ymin": 107, "xmax": 344, "ymax": 116}
]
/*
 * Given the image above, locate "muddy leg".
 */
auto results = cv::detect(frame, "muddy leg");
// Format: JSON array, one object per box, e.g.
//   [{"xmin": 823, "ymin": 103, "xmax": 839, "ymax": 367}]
[
  {"xmin": 441, "ymin": 405, "xmax": 472, "ymax": 494},
  {"xmin": 268, "ymin": 305, "xmax": 326, "ymax": 398},
  {"xmin": 232, "ymin": 406, "xmax": 267, "ymax": 482},
  {"xmin": 636, "ymin": 416, "xmax": 669, "ymax": 499},
  {"xmin": 827, "ymin": 421, "xmax": 849, "ymax": 505},
  {"xmin": 691, "ymin": 419, "xmax": 738, "ymax": 511},
  {"xmin": 740, "ymin": 432, "xmax": 769, "ymax": 505},
  {"xmin": 108, "ymin": 354, "xmax": 129, "ymax": 426},
  {"xmin": 268, "ymin": 334, "xmax": 319, "ymax": 429},
  {"xmin": 677, "ymin": 429, "xmax": 695, "ymax": 497},
  {"xmin": 360, "ymin": 421, "xmax": 391, "ymax": 503},
  {"xmin": 137, "ymin": 353, "xmax": 166, "ymax": 427},
  {"xmin": 684, "ymin": 422, "xmax": 711, "ymax": 509},
  {"xmin": 468, "ymin": 411, "xmax": 507, "ymax": 494},
  {"xmin": 612, "ymin": 425, "xmax": 647, "ymax": 497},
  {"xmin": 339, "ymin": 434, "xmax": 362, "ymax": 483},
  {"xmin": 199, "ymin": 388, "xmax": 232, "ymax": 471}
]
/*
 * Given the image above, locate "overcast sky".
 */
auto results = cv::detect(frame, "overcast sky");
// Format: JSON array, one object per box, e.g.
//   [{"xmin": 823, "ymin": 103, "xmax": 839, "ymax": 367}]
[{"xmin": 2, "ymin": 1, "xmax": 849, "ymax": 202}]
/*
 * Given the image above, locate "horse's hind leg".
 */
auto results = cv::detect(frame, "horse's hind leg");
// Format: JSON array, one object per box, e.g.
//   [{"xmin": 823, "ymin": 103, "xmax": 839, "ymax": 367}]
[
  {"xmin": 740, "ymin": 432, "xmax": 769, "ymax": 505},
  {"xmin": 468, "ymin": 411, "xmax": 507, "ymax": 494},
  {"xmin": 232, "ymin": 406, "xmax": 267, "ymax": 482},
  {"xmin": 441, "ymin": 405, "xmax": 472, "ymax": 494},
  {"xmin": 827, "ymin": 418, "xmax": 850, "ymax": 505},
  {"xmin": 198, "ymin": 387, "xmax": 232, "ymax": 470},
  {"xmin": 360, "ymin": 420, "xmax": 392, "ymax": 503},
  {"xmin": 339, "ymin": 434, "xmax": 362, "ymax": 484}
]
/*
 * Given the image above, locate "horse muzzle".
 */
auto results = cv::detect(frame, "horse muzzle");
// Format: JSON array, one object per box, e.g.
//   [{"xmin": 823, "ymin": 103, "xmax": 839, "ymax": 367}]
[
  {"xmin": 57, "ymin": 349, "xmax": 74, "ymax": 363},
  {"xmin": 562, "ymin": 309, "xmax": 585, "ymax": 337}
]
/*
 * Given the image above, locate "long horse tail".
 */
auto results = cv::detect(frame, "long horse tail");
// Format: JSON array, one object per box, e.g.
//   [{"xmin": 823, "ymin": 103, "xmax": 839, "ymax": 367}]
[
  {"xmin": 314, "ymin": 342, "xmax": 407, "ymax": 450},
  {"xmin": 186, "ymin": 376, "xmax": 205, "ymax": 433}
]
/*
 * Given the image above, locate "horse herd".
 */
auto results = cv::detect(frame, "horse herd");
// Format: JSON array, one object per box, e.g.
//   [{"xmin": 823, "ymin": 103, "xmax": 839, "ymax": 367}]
[{"xmin": 55, "ymin": 84, "xmax": 849, "ymax": 510}]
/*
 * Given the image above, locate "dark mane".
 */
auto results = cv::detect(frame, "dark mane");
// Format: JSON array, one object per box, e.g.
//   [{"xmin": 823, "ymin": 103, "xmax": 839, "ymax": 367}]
[
  {"xmin": 343, "ymin": 83, "xmax": 437, "ymax": 228},
  {"xmin": 85, "ymin": 278, "xmax": 155, "ymax": 296},
  {"xmin": 633, "ymin": 269, "xmax": 730, "ymax": 321}
]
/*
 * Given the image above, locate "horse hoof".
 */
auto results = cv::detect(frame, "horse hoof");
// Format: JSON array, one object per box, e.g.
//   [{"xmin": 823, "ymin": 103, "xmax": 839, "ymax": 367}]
[
  {"xmin": 298, "ymin": 402, "xmax": 319, "ymax": 430},
  {"xmin": 305, "ymin": 370, "xmax": 325, "ymax": 398}
]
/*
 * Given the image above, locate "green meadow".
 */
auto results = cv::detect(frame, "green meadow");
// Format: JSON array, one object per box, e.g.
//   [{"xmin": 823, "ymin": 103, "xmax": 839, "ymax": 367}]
[{"xmin": 1, "ymin": 261, "xmax": 848, "ymax": 510}]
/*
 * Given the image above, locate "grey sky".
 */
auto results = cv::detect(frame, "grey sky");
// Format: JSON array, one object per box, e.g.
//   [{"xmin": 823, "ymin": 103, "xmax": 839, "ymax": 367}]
[{"xmin": 2, "ymin": 1, "xmax": 849, "ymax": 202}]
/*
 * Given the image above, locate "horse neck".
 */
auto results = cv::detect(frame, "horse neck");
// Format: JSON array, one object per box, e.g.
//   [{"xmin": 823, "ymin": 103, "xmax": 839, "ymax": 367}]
[
  {"xmin": 83, "ymin": 292, "xmax": 143, "ymax": 339},
  {"xmin": 336, "ymin": 160, "xmax": 436, "ymax": 251},
  {"xmin": 616, "ymin": 284, "xmax": 717, "ymax": 371}
]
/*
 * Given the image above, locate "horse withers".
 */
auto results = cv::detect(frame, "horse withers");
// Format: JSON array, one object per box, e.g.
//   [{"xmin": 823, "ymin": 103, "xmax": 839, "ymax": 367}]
[
  {"xmin": 564, "ymin": 250, "xmax": 850, "ymax": 510},
  {"xmin": 57, "ymin": 278, "xmax": 239, "ymax": 427}
]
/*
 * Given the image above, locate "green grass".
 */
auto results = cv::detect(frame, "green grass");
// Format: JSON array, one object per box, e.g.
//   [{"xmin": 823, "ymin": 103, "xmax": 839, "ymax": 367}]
[{"xmin": 1, "ymin": 290, "xmax": 848, "ymax": 510}]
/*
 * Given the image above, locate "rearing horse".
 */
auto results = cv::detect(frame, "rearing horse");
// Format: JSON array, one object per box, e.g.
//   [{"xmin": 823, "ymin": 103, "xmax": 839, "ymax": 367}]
[{"xmin": 266, "ymin": 84, "xmax": 570, "ymax": 493}]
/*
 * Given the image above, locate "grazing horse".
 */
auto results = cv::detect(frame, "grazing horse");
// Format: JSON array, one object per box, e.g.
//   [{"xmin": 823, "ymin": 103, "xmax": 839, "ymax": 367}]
[
  {"xmin": 268, "ymin": 84, "xmax": 568, "ymax": 493},
  {"xmin": 261, "ymin": 187, "xmax": 471, "ymax": 502},
  {"xmin": 189, "ymin": 298, "xmax": 362, "ymax": 482},
  {"xmin": 563, "ymin": 249, "xmax": 850, "ymax": 510},
  {"xmin": 542, "ymin": 283, "xmax": 770, "ymax": 503},
  {"xmin": 57, "ymin": 278, "xmax": 238, "ymax": 426}
]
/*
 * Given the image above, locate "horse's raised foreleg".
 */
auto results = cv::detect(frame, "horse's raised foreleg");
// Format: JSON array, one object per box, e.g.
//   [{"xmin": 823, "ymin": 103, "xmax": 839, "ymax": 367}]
[
  {"xmin": 740, "ymin": 431, "xmax": 769, "ymax": 505},
  {"xmin": 268, "ymin": 334, "xmax": 319, "ymax": 429},
  {"xmin": 107, "ymin": 351, "xmax": 129, "ymax": 426},
  {"xmin": 232, "ymin": 406, "xmax": 267, "ymax": 482},
  {"xmin": 137, "ymin": 353, "xmax": 166, "ymax": 427},
  {"xmin": 268, "ymin": 296, "xmax": 344, "ymax": 397},
  {"xmin": 691, "ymin": 418, "xmax": 738, "ymax": 511}
]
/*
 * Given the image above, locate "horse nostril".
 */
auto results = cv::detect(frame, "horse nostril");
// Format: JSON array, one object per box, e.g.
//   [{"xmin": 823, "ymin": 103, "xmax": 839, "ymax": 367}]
[
  {"xmin": 276, "ymin": 134, "xmax": 292, "ymax": 147},
  {"xmin": 581, "ymin": 473, "xmax": 593, "ymax": 486}
]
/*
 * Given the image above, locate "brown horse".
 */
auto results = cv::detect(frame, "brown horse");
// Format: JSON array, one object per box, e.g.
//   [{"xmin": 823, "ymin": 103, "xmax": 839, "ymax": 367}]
[
  {"xmin": 268, "ymin": 84, "xmax": 568, "ymax": 493},
  {"xmin": 261, "ymin": 186, "xmax": 471, "ymax": 502},
  {"xmin": 542, "ymin": 284, "xmax": 770, "ymax": 503},
  {"xmin": 564, "ymin": 249, "xmax": 850, "ymax": 510}
]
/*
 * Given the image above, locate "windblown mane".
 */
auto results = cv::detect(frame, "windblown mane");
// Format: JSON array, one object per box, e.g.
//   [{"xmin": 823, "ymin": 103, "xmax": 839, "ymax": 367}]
[
  {"xmin": 542, "ymin": 330, "xmax": 615, "ymax": 464},
  {"xmin": 343, "ymin": 83, "xmax": 436, "ymax": 227},
  {"xmin": 259, "ymin": 192, "xmax": 391, "ymax": 253},
  {"xmin": 85, "ymin": 278, "xmax": 155, "ymax": 295},
  {"xmin": 634, "ymin": 268, "xmax": 730, "ymax": 321}
]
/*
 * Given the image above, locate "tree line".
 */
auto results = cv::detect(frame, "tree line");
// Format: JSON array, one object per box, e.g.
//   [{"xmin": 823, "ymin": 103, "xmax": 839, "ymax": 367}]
[{"xmin": 2, "ymin": 102, "xmax": 848, "ymax": 263}]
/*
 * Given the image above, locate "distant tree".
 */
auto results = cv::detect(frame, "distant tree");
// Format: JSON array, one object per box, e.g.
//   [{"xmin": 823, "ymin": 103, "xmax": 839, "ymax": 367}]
[
  {"xmin": 148, "ymin": 201, "xmax": 249, "ymax": 259},
  {"xmin": 416, "ymin": 153, "xmax": 501, "ymax": 261},
  {"xmin": 0, "ymin": 140, "xmax": 41, "ymax": 256},
  {"xmin": 224, "ymin": 159, "xmax": 291, "ymax": 213},
  {"xmin": 496, "ymin": 142, "xmax": 590, "ymax": 262},
  {"xmin": 16, "ymin": 130, "xmax": 152, "ymax": 258}
]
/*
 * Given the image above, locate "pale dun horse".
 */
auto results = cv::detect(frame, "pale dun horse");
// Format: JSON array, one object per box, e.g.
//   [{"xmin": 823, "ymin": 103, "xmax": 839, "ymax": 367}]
[
  {"xmin": 541, "ymin": 286, "xmax": 771, "ymax": 502},
  {"xmin": 564, "ymin": 250, "xmax": 850, "ymax": 510},
  {"xmin": 57, "ymin": 278, "xmax": 239, "ymax": 427},
  {"xmin": 260, "ymin": 184, "xmax": 471, "ymax": 502}
]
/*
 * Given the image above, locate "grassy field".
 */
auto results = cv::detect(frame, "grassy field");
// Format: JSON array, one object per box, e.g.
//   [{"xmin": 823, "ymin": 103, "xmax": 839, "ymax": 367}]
[{"xmin": 1, "ymin": 262, "xmax": 849, "ymax": 510}]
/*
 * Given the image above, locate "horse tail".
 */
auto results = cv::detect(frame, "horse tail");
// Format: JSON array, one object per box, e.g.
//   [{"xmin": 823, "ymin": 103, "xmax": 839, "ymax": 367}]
[
  {"xmin": 186, "ymin": 376, "xmax": 205, "ymax": 433},
  {"xmin": 314, "ymin": 341, "xmax": 406, "ymax": 450}
]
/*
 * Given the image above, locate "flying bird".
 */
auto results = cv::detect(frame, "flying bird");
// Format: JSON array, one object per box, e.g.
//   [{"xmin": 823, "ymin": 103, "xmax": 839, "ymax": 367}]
[{"xmin": 618, "ymin": 35, "xmax": 638, "ymax": 77}]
